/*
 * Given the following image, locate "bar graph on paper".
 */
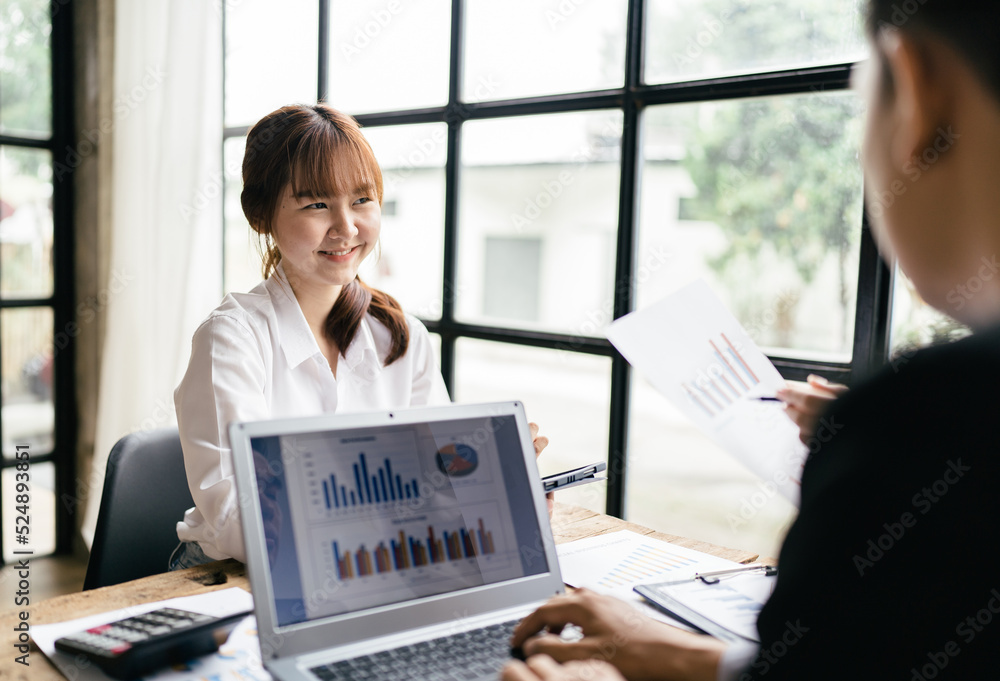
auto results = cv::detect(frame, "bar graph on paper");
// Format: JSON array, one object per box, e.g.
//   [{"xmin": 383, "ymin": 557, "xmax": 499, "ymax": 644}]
[
  {"xmin": 605, "ymin": 280, "xmax": 808, "ymax": 507},
  {"xmin": 597, "ymin": 542, "xmax": 701, "ymax": 589},
  {"xmin": 681, "ymin": 332, "xmax": 761, "ymax": 420}
]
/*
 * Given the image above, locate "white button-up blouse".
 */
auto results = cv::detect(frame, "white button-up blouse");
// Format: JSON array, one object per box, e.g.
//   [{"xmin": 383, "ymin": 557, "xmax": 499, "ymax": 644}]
[{"xmin": 174, "ymin": 264, "xmax": 450, "ymax": 562}]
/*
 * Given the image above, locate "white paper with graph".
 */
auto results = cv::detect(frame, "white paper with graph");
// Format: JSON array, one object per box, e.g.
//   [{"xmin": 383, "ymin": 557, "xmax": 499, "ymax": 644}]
[
  {"xmin": 606, "ymin": 279, "xmax": 807, "ymax": 505},
  {"xmin": 556, "ymin": 530, "xmax": 742, "ymax": 628}
]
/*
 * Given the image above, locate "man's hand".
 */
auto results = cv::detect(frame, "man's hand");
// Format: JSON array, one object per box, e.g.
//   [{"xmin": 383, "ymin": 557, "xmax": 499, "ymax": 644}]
[
  {"xmin": 777, "ymin": 374, "xmax": 848, "ymax": 444},
  {"xmin": 510, "ymin": 590, "xmax": 725, "ymax": 681},
  {"xmin": 503, "ymin": 655, "xmax": 626, "ymax": 681}
]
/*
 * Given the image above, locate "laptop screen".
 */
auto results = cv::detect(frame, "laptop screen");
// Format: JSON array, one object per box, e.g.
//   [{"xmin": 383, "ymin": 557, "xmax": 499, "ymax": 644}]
[{"xmin": 249, "ymin": 413, "xmax": 550, "ymax": 627}]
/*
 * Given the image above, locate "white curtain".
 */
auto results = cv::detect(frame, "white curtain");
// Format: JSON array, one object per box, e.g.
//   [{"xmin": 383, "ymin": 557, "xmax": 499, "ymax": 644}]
[{"xmin": 82, "ymin": 0, "xmax": 224, "ymax": 545}]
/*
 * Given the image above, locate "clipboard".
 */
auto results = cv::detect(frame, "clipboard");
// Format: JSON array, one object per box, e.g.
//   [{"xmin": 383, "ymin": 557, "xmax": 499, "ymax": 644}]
[{"xmin": 634, "ymin": 565, "xmax": 777, "ymax": 643}]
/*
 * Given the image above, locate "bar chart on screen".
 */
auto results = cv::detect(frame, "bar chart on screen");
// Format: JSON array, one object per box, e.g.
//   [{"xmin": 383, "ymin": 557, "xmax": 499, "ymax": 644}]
[
  {"xmin": 318, "ymin": 501, "xmax": 512, "ymax": 586},
  {"xmin": 300, "ymin": 431, "xmax": 424, "ymax": 521},
  {"xmin": 330, "ymin": 517, "xmax": 497, "ymax": 580}
]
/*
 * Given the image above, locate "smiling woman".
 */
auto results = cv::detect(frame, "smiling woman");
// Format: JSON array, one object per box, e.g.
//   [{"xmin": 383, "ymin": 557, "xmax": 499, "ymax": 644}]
[
  {"xmin": 170, "ymin": 103, "xmax": 453, "ymax": 566},
  {"xmin": 239, "ymin": 105, "xmax": 406, "ymax": 370}
]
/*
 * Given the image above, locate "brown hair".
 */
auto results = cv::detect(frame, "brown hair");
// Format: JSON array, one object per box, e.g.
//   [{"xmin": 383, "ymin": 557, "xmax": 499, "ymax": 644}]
[{"xmin": 240, "ymin": 104, "xmax": 409, "ymax": 365}]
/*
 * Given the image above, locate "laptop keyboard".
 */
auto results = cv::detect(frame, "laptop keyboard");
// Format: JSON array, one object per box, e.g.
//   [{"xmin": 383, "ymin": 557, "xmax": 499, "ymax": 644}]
[{"xmin": 310, "ymin": 619, "xmax": 519, "ymax": 681}]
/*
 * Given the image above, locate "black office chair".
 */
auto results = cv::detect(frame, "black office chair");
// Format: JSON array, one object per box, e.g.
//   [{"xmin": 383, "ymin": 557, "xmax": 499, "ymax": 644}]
[{"xmin": 83, "ymin": 428, "xmax": 195, "ymax": 590}]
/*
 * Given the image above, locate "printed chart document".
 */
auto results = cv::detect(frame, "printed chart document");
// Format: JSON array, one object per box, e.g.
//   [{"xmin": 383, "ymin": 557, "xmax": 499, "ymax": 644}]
[
  {"xmin": 606, "ymin": 280, "xmax": 807, "ymax": 505},
  {"xmin": 635, "ymin": 571, "xmax": 777, "ymax": 643},
  {"xmin": 32, "ymin": 588, "xmax": 266, "ymax": 681},
  {"xmin": 556, "ymin": 530, "xmax": 742, "ymax": 629}
]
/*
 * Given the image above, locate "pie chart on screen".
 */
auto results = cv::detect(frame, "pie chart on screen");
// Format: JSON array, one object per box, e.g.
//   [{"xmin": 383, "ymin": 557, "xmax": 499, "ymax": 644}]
[{"xmin": 436, "ymin": 443, "xmax": 479, "ymax": 477}]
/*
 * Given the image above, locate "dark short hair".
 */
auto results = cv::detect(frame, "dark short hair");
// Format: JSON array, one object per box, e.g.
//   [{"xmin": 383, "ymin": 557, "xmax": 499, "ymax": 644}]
[{"xmin": 866, "ymin": 0, "xmax": 1000, "ymax": 101}]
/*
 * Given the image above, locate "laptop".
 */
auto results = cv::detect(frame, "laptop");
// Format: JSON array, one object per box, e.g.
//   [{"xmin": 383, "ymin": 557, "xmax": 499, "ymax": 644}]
[{"xmin": 230, "ymin": 401, "xmax": 565, "ymax": 681}]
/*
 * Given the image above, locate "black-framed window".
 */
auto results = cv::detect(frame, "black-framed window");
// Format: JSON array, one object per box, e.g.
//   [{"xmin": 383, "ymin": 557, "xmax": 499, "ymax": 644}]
[
  {"xmin": 221, "ymin": 0, "xmax": 914, "ymax": 556},
  {"xmin": 0, "ymin": 0, "xmax": 76, "ymax": 562}
]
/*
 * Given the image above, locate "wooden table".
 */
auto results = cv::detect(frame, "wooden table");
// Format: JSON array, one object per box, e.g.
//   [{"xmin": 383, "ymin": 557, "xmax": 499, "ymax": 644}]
[{"xmin": 0, "ymin": 504, "xmax": 758, "ymax": 681}]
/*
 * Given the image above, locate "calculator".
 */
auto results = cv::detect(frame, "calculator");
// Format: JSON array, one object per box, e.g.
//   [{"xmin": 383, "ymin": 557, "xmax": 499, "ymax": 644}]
[{"xmin": 54, "ymin": 607, "xmax": 252, "ymax": 680}]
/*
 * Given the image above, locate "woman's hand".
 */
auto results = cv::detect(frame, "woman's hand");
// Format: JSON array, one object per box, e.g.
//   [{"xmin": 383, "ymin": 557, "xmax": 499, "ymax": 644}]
[
  {"xmin": 530, "ymin": 422, "xmax": 550, "ymax": 457},
  {"xmin": 529, "ymin": 422, "xmax": 555, "ymax": 518},
  {"xmin": 776, "ymin": 374, "xmax": 848, "ymax": 444},
  {"xmin": 509, "ymin": 589, "xmax": 725, "ymax": 681},
  {"xmin": 503, "ymin": 655, "xmax": 626, "ymax": 681}
]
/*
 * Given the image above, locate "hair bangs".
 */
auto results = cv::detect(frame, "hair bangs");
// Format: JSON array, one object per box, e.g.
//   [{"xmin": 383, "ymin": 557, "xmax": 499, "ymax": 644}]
[{"xmin": 287, "ymin": 123, "xmax": 383, "ymax": 204}]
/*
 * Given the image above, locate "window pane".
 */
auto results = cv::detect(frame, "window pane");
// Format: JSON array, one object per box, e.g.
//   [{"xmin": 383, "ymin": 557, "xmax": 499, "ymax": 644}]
[
  {"xmin": 638, "ymin": 92, "xmax": 865, "ymax": 361},
  {"xmin": 226, "ymin": 0, "xmax": 319, "ymax": 127},
  {"xmin": 627, "ymin": 380, "xmax": 796, "ymax": 559},
  {"xmin": 453, "ymin": 339, "xmax": 610, "ymax": 514},
  {"xmin": 3, "ymin": 461, "xmax": 55, "ymax": 560},
  {"xmin": 360, "ymin": 124, "xmax": 446, "ymax": 321},
  {"xmin": 328, "ymin": 0, "xmax": 450, "ymax": 114},
  {"xmin": 1, "ymin": 146, "xmax": 54, "ymax": 297},
  {"xmin": 0, "ymin": 0, "xmax": 51, "ymax": 137},
  {"xmin": 889, "ymin": 266, "xmax": 969, "ymax": 362},
  {"xmin": 458, "ymin": 112, "xmax": 622, "ymax": 335},
  {"xmin": 2, "ymin": 307, "xmax": 54, "ymax": 461},
  {"xmin": 645, "ymin": 0, "xmax": 867, "ymax": 85},
  {"xmin": 463, "ymin": 0, "xmax": 626, "ymax": 102},
  {"xmin": 223, "ymin": 136, "xmax": 263, "ymax": 295}
]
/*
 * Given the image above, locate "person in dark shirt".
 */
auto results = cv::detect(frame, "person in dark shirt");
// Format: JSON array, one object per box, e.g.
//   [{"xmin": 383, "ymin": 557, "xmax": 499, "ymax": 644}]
[{"xmin": 504, "ymin": 1, "xmax": 1000, "ymax": 679}]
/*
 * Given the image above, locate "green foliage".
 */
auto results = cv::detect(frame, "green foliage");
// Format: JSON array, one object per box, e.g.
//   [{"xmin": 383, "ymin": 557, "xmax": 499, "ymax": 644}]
[
  {"xmin": 0, "ymin": 0, "xmax": 52, "ymax": 138},
  {"xmin": 682, "ymin": 93, "xmax": 864, "ymax": 285},
  {"xmin": 646, "ymin": 0, "xmax": 866, "ymax": 84},
  {"xmin": 643, "ymin": 0, "xmax": 868, "ymax": 347}
]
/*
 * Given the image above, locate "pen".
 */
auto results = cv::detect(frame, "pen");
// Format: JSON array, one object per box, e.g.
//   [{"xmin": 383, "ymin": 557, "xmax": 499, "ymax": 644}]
[
  {"xmin": 695, "ymin": 564, "xmax": 777, "ymax": 584},
  {"xmin": 751, "ymin": 396, "xmax": 784, "ymax": 402},
  {"xmin": 651, "ymin": 564, "xmax": 778, "ymax": 587}
]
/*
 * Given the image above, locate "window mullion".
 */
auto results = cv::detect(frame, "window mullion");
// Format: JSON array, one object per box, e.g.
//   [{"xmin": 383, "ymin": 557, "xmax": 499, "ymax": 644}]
[
  {"xmin": 849, "ymin": 206, "xmax": 894, "ymax": 383},
  {"xmin": 606, "ymin": 0, "xmax": 647, "ymax": 519},
  {"xmin": 51, "ymin": 0, "xmax": 78, "ymax": 556},
  {"xmin": 318, "ymin": 0, "xmax": 330, "ymax": 102}
]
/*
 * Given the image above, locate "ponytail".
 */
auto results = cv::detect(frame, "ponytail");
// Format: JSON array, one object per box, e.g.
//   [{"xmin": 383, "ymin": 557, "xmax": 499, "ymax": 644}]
[{"xmin": 324, "ymin": 277, "xmax": 409, "ymax": 366}]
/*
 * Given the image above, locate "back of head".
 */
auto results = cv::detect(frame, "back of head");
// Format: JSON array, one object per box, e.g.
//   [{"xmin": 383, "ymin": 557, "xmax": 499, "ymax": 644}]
[{"xmin": 866, "ymin": 0, "xmax": 1000, "ymax": 102}]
